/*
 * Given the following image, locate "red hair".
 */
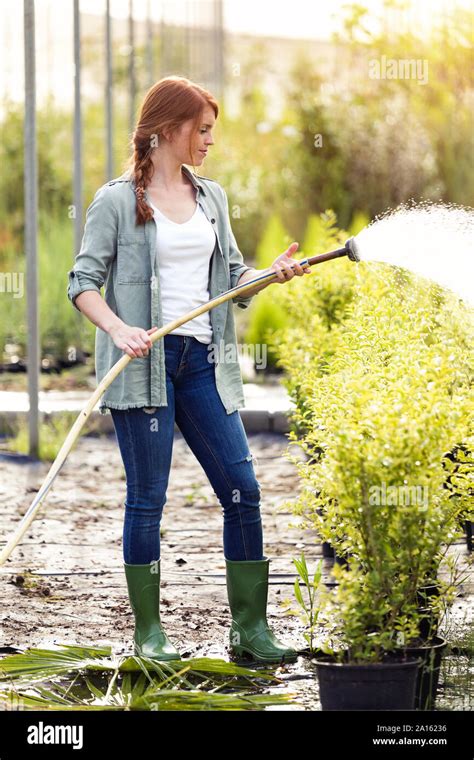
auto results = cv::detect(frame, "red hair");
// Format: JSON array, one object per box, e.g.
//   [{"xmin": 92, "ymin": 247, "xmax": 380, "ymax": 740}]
[{"xmin": 124, "ymin": 76, "xmax": 219, "ymax": 226}]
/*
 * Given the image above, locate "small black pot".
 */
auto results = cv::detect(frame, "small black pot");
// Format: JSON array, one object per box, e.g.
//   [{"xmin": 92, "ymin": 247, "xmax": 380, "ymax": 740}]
[
  {"xmin": 321, "ymin": 540, "xmax": 350, "ymax": 566},
  {"xmin": 465, "ymin": 520, "xmax": 473, "ymax": 553},
  {"xmin": 416, "ymin": 583, "xmax": 440, "ymax": 607},
  {"xmin": 416, "ymin": 583, "xmax": 441, "ymax": 640},
  {"xmin": 417, "ymin": 608, "xmax": 440, "ymax": 641},
  {"xmin": 315, "ymin": 655, "xmax": 421, "ymax": 711},
  {"xmin": 399, "ymin": 636, "xmax": 447, "ymax": 711},
  {"xmin": 295, "ymin": 646, "xmax": 327, "ymax": 659},
  {"xmin": 334, "ymin": 552, "xmax": 350, "ymax": 568},
  {"xmin": 322, "ymin": 541, "xmax": 335, "ymax": 559}
]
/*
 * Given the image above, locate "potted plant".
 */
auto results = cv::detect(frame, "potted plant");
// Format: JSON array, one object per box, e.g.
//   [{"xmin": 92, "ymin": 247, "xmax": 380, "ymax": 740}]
[
  {"xmin": 275, "ymin": 265, "xmax": 474, "ymax": 710},
  {"xmin": 313, "ymin": 568, "xmax": 423, "ymax": 710}
]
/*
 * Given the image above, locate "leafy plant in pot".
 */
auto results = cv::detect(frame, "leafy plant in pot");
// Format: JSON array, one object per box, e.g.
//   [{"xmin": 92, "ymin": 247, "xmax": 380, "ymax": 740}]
[
  {"xmin": 314, "ymin": 566, "xmax": 423, "ymax": 710},
  {"xmin": 314, "ymin": 470, "xmax": 467, "ymax": 709},
  {"xmin": 277, "ymin": 267, "xmax": 474, "ymax": 710},
  {"xmin": 317, "ymin": 549, "xmax": 461, "ymax": 710}
]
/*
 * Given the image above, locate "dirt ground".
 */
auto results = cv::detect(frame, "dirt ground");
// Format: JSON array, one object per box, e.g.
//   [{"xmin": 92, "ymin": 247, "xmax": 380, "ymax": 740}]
[
  {"xmin": 0, "ymin": 429, "xmax": 472, "ymax": 710},
  {"xmin": 0, "ymin": 430, "xmax": 316, "ymax": 658}
]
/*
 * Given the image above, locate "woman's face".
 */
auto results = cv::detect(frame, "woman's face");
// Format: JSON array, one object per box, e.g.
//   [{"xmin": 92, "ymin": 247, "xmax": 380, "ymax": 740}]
[{"xmin": 172, "ymin": 105, "xmax": 216, "ymax": 166}]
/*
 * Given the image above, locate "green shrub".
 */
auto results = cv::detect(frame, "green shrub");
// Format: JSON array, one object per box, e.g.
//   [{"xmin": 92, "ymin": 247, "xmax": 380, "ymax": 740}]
[
  {"xmin": 266, "ymin": 210, "xmax": 356, "ymax": 429},
  {"xmin": 38, "ymin": 216, "xmax": 95, "ymax": 358},
  {"xmin": 0, "ymin": 215, "xmax": 96, "ymax": 362},
  {"xmin": 244, "ymin": 213, "xmax": 292, "ymax": 371},
  {"xmin": 274, "ymin": 247, "xmax": 474, "ymax": 661},
  {"xmin": 7, "ymin": 411, "xmax": 104, "ymax": 462}
]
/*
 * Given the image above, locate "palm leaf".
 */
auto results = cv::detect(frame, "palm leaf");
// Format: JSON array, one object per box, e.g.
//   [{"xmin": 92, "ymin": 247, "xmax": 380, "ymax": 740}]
[
  {"xmin": 0, "ymin": 642, "xmax": 296, "ymax": 712},
  {"xmin": 0, "ymin": 683, "xmax": 296, "ymax": 711},
  {"xmin": 0, "ymin": 644, "xmax": 279, "ymax": 682},
  {"xmin": 0, "ymin": 643, "xmax": 115, "ymax": 681}
]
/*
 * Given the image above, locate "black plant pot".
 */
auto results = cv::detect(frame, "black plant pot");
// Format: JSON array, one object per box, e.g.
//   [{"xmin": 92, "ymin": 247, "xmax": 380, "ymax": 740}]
[
  {"xmin": 315, "ymin": 655, "xmax": 421, "ymax": 711},
  {"xmin": 417, "ymin": 608, "xmax": 440, "ymax": 641},
  {"xmin": 465, "ymin": 520, "xmax": 473, "ymax": 553},
  {"xmin": 416, "ymin": 583, "xmax": 440, "ymax": 607},
  {"xmin": 397, "ymin": 637, "xmax": 447, "ymax": 711},
  {"xmin": 315, "ymin": 506, "xmax": 348, "ymax": 564},
  {"xmin": 296, "ymin": 646, "xmax": 327, "ymax": 659},
  {"xmin": 322, "ymin": 541, "xmax": 335, "ymax": 559},
  {"xmin": 334, "ymin": 552, "xmax": 351, "ymax": 568},
  {"xmin": 320, "ymin": 539, "xmax": 350, "ymax": 566}
]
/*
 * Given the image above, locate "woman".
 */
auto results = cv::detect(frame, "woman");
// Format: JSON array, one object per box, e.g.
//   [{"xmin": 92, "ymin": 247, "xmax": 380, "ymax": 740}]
[{"xmin": 67, "ymin": 76, "xmax": 311, "ymax": 664}]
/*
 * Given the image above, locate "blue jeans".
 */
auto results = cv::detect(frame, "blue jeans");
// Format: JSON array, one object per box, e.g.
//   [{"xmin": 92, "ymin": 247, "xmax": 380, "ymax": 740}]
[{"xmin": 110, "ymin": 334, "xmax": 264, "ymax": 565}]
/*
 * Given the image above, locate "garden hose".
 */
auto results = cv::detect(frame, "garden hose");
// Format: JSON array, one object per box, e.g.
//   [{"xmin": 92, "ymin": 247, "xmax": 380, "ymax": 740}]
[{"xmin": 0, "ymin": 238, "xmax": 359, "ymax": 565}]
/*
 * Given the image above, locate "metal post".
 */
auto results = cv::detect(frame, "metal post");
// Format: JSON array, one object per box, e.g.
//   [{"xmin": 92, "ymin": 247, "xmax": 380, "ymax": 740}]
[
  {"xmin": 128, "ymin": 0, "xmax": 136, "ymax": 138},
  {"xmin": 146, "ymin": 0, "xmax": 154, "ymax": 88},
  {"xmin": 214, "ymin": 0, "xmax": 223, "ymax": 99},
  {"xmin": 73, "ymin": 0, "xmax": 83, "ymax": 255},
  {"xmin": 185, "ymin": 0, "xmax": 191, "ymax": 77},
  {"xmin": 160, "ymin": 5, "xmax": 166, "ymax": 77},
  {"xmin": 23, "ymin": 0, "xmax": 40, "ymax": 458},
  {"xmin": 105, "ymin": 0, "xmax": 114, "ymax": 180}
]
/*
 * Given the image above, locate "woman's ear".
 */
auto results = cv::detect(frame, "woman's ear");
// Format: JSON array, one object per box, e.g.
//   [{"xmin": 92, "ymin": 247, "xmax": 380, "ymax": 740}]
[{"xmin": 158, "ymin": 128, "xmax": 172, "ymax": 143}]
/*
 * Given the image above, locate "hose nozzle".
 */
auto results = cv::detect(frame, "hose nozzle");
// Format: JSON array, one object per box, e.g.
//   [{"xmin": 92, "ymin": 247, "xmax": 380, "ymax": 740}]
[
  {"xmin": 302, "ymin": 236, "xmax": 361, "ymax": 268},
  {"xmin": 344, "ymin": 236, "xmax": 361, "ymax": 262}
]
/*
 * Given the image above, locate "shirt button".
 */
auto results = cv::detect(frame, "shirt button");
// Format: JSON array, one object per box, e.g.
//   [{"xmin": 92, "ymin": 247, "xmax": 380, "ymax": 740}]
[{"xmin": 210, "ymin": 218, "xmax": 216, "ymax": 223}]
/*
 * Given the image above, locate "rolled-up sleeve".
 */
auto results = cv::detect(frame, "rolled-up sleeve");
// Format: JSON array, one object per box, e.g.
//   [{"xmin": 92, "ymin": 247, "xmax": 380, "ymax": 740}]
[
  {"xmin": 67, "ymin": 185, "xmax": 118, "ymax": 311},
  {"xmin": 220, "ymin": 187, "xmax": 255, "ymax": 310}
]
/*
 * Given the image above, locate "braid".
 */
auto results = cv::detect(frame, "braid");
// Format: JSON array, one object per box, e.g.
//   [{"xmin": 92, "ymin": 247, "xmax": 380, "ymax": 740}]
[{"xmin": 131, "ymin": 139, "xmax": 155, "ymax": 226}]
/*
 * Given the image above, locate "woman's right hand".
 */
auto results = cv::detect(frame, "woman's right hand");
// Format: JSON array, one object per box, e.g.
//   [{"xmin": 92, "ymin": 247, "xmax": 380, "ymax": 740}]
[{"xmin": 108, "ymin": 324, "xmax": 159, "ymax": 358}]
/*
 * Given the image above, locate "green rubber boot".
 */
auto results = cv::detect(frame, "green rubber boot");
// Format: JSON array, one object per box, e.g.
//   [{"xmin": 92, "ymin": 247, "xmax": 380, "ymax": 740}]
[
  {"xmin": 225, "ymin": 555, "xmax": 298, "ymax": 664},
  {"xmin": 124, "ymin": 560, "xmax": 181, "ymax": 661}
]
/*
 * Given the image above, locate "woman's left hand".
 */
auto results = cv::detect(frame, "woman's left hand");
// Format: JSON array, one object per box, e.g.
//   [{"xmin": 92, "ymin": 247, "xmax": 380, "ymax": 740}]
[{"xmin": 269, "ymin": 242, "xmax": 312, "ymax": 283}]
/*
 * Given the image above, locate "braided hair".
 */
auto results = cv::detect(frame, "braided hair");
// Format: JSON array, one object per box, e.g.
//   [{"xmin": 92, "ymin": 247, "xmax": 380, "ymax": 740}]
[{"xmin": 130, "ymin": 137, "xmax": 155, "ymax": 226}]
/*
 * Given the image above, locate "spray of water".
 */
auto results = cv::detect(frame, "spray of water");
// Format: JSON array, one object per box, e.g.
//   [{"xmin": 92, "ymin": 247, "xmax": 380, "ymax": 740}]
[{"xmin": 353, "ymin": 202, "xmax": 474, "ymax": 306}]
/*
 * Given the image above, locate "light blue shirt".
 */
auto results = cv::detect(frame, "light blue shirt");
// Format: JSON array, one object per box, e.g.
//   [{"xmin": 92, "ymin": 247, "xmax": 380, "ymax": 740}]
[{"xmin": 67, "ymin": 165, "xmax": 255, "ymax": 415}]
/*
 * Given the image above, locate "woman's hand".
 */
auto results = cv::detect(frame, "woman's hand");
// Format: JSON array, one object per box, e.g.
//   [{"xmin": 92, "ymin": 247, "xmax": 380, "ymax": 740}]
[
  {"xmin": 269, "ymin": 242, "xmax": 312, "ymax": 283},
  {"xmin": 109, "ymin": 324, "xmax": 159, "ymax": 358}
]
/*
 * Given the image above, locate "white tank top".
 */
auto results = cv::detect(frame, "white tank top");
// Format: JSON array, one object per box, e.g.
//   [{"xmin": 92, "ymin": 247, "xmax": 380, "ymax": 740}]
[{"xmin": 150, "ymin": 200, "xmax": 216, "ymax": 344}]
